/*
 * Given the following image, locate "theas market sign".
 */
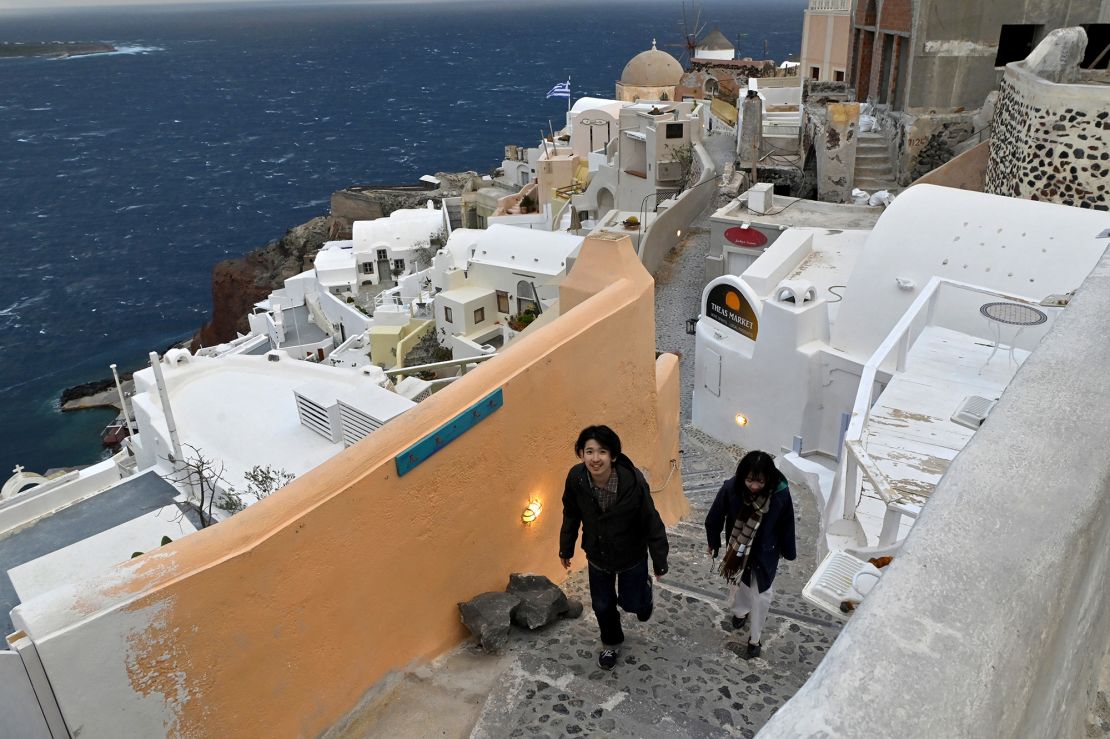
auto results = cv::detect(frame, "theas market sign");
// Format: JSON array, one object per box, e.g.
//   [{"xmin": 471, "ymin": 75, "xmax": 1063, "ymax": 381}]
[{"xmin": 706, "ymin": 284, "xmax": 758, "ymax": 340}]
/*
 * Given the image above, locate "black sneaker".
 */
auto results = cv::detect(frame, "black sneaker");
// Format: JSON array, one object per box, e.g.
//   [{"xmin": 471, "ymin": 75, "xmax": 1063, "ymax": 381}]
[
  {"xmin": 744, "ymin": 641, "xmax": 761, "ymax": 659},
  {"xmin": 598, "ymin": 648, "xmax": 619, "ymax": 670},
  {"xmin": 731, "ymin": 614, "xmax": 748, "ymax": 630}
]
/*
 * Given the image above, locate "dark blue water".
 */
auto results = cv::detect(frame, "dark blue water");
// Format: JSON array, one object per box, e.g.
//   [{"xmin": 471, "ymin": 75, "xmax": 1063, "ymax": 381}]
[{"xmin": 0, "ymin": 0, "xmax": 803, "ymax": 475}]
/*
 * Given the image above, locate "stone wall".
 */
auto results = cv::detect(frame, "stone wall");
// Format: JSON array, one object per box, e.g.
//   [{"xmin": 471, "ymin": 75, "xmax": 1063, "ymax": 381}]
[
  {"xmin": 884, "ymin": 109, "xmax": 976, "ymax": 185},
  {"xmin": 816, "ymin": 103, "xmax": 860, "ymax": 202},
  {"xmin": 985, "ymin": 63, "xmax": 1109, "ymax": 210}
]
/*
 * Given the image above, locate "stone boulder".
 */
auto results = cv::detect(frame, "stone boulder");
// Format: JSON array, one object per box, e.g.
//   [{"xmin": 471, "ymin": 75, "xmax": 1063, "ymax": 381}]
[
  {"xmin": 561, "ymin": 597, "xmax": 584, "ymax": 619},
  {"xmin": 506, "ymin": 574, "xmax": 570, "ymax": 630},
  {"xmin": 458, "ymin": 592, "xmax": 522, "ymax": 653}
]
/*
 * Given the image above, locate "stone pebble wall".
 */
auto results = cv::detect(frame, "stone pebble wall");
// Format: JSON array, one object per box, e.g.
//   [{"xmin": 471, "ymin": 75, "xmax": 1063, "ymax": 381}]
[{"xmin": 986, "ymin": 74, "xmax": 1108, "ymax": 211}]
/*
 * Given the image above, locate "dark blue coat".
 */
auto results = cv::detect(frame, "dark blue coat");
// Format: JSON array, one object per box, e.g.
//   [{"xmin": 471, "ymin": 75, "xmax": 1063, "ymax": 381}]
[{"xmin": 704, "ymin": 477, "xmax": 796, "ymax": 592}]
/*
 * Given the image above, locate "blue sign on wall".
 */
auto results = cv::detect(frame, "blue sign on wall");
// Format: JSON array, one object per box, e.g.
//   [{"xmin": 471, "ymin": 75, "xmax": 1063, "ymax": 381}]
[{"xmin": 394, "ymin": 388, "xmax": 504, "ymax": 476}]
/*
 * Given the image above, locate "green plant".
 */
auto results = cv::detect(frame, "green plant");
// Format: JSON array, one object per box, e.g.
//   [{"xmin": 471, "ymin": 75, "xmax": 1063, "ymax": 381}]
[
  {"xmin": 242, "ymin": 465, "xmax": 295, "ymax": 501},
  {"xmin": 507, "ymin": 309, "xmax": 537, "ymax": 331},
  {"xmin": 131, "ymin": 535, "xmax": 173, "ymax": 559},
  {"xmin": 666, "ymin": 142, "xmax": 696, "ymax": 192},
  {"xmin": 520, "ymin": 194, "xmax": 536, "ymax": 213}
]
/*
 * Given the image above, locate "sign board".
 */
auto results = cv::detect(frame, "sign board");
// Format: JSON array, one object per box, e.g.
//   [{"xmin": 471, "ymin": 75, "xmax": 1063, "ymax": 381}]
[
  {"xmin": 705, "ymin": 283, "xmax": 758, "ymax": 340},
  {"xmin": 724, "ymin": 226, "xmax": 768, "ymax": 248}
]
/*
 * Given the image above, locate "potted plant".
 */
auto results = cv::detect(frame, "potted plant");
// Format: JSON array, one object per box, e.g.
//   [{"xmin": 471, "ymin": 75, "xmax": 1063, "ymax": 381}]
[
  {"xmin": 519, "ymin": 194, "xmax": 536, "ymax": 214},
  {"xmin": 622, "ymin": 215, "xmax": 640, "ymax": 229},
  {"xmin": 507, "ymin": 309, "xmax": 537, "ymax": 332}
]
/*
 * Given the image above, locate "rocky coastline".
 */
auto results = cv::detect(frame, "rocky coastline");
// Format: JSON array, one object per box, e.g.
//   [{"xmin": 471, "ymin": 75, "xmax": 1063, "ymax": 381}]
[
  {"xmin": 0, "ymin": 42, "xmax": 117, "ymax": 59},
  {"xmin": 61, "ymin": 171, "xmax": 480, "ymax": 407}
]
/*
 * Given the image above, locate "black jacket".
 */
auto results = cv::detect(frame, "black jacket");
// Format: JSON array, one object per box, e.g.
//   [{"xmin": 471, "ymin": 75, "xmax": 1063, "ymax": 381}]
[
  {"xmin": 559, "ymin": 454, "xmax": 669, "ymax": 575},
  {"xmin": 705, "ymin": 477, "xmax": 796, "ymax": 592}
]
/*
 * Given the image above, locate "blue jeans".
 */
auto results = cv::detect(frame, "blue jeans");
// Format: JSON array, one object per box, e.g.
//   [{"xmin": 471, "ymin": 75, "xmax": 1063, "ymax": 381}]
[{"xmin": 588, "ymin": 559, "xmax": 652, "ymax": 646}]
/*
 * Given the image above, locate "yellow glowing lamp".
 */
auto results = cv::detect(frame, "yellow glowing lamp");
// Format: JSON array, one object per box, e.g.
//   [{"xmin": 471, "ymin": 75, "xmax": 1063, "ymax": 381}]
[
  {"xmin": 522, "ymin": 500, "xmax": 543, "ymax": 524},
  {"xmin": 735, "ymin": 413, "xmax": 749, "ymax": 427}
]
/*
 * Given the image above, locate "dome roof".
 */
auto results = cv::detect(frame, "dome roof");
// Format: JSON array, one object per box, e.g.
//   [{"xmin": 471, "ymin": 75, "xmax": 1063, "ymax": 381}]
[{"xmin": 620, "ymin": 40, "xmax": 684, "ymax": 87}]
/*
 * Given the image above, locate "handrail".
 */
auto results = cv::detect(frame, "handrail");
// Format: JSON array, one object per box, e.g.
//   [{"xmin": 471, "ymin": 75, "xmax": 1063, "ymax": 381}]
[
  {"xmin": 834, "ymin": 277, "xmax": 1061, "ymax": 541},
  {"xmin": 385, "ymin": 352, "xmax": 497, "ymax": 378}
]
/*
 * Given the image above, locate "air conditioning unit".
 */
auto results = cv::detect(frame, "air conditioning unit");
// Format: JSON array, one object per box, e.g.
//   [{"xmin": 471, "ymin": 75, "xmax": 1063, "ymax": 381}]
[{"xmin": 656, "ymin": 161, "xmax": 683, "ymax": 181}]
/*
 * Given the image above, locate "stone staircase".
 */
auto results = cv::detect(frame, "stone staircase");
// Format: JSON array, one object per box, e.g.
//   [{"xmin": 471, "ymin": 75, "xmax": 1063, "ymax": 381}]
[
  {"xmin": 444, "ymin": 200, "xmax": 464, "ymax": 231},
  {"xmin": 466, "ymin": 432, "xmax": 842, "ymax": 738},
  {"xmin": 854, "ymin": 131, "xmax": 899, "ymax": 193}
]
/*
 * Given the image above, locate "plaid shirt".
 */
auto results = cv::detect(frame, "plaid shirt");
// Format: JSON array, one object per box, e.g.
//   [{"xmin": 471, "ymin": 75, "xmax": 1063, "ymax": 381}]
[{"xmin": 590, "ymin": 467, "xmax": 620, "ymax": 512}]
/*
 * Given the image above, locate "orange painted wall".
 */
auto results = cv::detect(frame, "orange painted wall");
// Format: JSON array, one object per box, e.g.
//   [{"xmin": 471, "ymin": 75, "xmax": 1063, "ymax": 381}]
[{"xmin": 27, "ymin": 235, "xmax": 685, "ymax": 738}]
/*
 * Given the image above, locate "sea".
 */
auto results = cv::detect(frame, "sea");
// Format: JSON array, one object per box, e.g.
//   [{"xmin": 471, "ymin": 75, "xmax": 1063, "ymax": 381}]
[{"xmin": 0, "ymin": 0, "xmax": 804, "ymax": 476}]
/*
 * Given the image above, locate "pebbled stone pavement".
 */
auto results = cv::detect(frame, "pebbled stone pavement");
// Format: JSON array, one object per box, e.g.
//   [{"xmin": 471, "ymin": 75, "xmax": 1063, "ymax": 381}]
[{"xmin": 466, "ymin": 429, "xmax": 840, "ymax": 738}]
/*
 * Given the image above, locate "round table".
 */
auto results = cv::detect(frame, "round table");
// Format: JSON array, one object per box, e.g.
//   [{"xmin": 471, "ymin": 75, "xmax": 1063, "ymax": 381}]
[{"xmin": 979, "ymin": 302, "xmax": 1049, "ymax": 370}]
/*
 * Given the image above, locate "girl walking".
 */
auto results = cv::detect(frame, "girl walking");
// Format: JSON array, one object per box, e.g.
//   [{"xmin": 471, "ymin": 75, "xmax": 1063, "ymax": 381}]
[{"xmin": 705, "ymin": 450, "xmax": 796, "ymax": 659}]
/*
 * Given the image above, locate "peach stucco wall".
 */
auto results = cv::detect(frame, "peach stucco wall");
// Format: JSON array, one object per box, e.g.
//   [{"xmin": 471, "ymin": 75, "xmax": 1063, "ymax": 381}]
[{"xmin": 15, "ymin": 235, "xmax": 685, "ymax": 738}]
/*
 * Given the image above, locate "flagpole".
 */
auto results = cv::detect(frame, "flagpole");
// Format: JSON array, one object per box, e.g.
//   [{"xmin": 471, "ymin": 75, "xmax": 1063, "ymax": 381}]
[{"xmin": 566, "ymin": 75, "xmax": 572, "ymax": 114}]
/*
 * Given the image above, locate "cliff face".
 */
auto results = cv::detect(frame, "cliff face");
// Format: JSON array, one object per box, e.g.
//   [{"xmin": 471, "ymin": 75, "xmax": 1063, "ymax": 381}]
[
  {"xmin": 191, "ymin": 172, "xmax": 477, "ymax": 350},
  {"xmin": 191, "ymin": 216, "xmax": 331, "ymax": 350}
]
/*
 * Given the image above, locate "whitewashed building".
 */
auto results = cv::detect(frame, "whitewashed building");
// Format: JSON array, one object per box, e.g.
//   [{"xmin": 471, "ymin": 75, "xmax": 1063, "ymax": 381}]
[
  {"xmin": 432, "ymin": 224, "xmax": 583, "ymax": 357},
  {"xmin": 692, "ymin": 184, "xmax": 1109, "ymax": 554},
  {"xmin": 352, "ymin": 205, "xmax": 446, "ymax": 286}
]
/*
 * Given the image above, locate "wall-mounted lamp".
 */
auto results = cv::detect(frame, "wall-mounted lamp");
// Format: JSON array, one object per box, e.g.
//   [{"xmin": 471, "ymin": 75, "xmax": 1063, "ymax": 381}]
[
  {"xmin": 522, "ymin": 500, "xmax": 543, "ymax": 525},
  {"xmin": 735, "ymin": 413, "xmax": 749, "ymax": 427}
]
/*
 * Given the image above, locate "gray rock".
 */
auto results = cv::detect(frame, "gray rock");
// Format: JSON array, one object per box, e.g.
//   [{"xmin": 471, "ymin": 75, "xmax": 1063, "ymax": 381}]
[
  {"xmin": 561, "ymin": 598, "xmax": 584, "ymax": 619},
  {"xmin": 459, "ymin": 592, "xmax": 522, "ymax": 652},
  {"xmin": 506, "ymin": 574, "xmax": 570, "ymax": 629}
]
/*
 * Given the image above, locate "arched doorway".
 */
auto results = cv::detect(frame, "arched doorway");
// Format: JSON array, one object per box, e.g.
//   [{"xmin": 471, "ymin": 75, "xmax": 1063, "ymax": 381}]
[{"xmin": 597, "ymin": 188, "xmax": 615, "ymax": 219}]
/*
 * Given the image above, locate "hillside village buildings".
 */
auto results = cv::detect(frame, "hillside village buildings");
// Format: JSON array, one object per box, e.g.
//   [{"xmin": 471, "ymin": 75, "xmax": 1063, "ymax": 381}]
[{"xmin": 1, "ymin": 14, "xmax": 1109, "ymax": 738}]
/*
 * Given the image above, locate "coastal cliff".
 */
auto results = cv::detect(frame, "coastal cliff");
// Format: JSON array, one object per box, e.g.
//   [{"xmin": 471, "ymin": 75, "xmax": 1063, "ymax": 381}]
[
  {"xmin": 190, "ymin": 171, "xmax": 477, "ymax": 349},
  {"xmin": 191, "ymin": 216, "xmax": 331, "ymax": 351}
]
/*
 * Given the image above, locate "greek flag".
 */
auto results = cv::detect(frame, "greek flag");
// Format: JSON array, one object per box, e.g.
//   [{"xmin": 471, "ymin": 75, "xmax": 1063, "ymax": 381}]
[{"xmin": 546, "ymin": 80, "xmax": 570, "ymax": 99}]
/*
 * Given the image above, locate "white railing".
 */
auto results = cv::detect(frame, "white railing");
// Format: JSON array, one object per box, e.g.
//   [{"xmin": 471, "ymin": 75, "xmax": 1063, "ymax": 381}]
[
  {"xmin": 373, "ymin": 289, "xmax": 434, "ymax": 317},
  {"xmin": 384, "ymin": 352, "xmax": 498, "ymax": 379},
  {"xmin": 833, "ymin": 277, "xmax": 1061, "ymax": 548},
  {"xmin": 810, "ymin": 0, "xmax": 850, "ymax": 11}
]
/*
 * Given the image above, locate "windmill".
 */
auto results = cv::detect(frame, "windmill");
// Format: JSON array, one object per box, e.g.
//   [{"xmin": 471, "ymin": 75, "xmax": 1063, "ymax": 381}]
[{"xmin": 665, "ymin": 0, "xmax": 707, "ymax": 68}]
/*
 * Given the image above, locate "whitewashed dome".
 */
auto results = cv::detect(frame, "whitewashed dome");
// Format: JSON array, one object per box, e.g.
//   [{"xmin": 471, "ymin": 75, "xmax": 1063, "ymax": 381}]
[{"xmin": 620, "ymin": 40, "xmax": 684, "ymax": 87}]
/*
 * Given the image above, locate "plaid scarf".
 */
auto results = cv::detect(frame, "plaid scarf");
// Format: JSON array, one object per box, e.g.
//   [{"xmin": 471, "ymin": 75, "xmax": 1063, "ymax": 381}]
[
  {"xmin": 718, "ymin": 488, "xmax": 772, "ymax": 583},
  {"xmin": 590, "ymin": 467, "xmax": 620, "ymax": 512}
]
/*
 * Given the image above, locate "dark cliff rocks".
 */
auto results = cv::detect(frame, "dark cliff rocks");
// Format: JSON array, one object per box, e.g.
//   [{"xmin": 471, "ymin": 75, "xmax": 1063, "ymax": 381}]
[
  {"xmin": 0, "ymin": 42, "xmax": 117, "ymax": 59},
  {"xmin": 191, "ymin": 216, "xmax": 331, "ymax": 350},
  {"xmin": 191, "ymin": 172, "xmax": 477, "ymax": 349}
]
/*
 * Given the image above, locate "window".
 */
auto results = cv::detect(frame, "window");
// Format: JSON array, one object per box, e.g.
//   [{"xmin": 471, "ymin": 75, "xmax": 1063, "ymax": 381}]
[
  {"xmin": 665, "ymin": 122, "xmax": 684, "ymax": 139},
  {"xmin": 473, "ymin": 307, "xmax": 485, "ymax": 324},
  {"xmin": 496, "ymin": 290, "xmax": 510, "ymax": 313},
  {"xmin": 810, "ymin": 66, "xmax": 820, "ymax": 80},
  {"xmin": 834, "ymin": 70, "xmax": 845, "ymax": 82},
  {"xmin": 393, "ymin": 259, "xmax": 405, "ymax": 270},
  {"xmin": 995, "ymin": 24, "xmax": 1042, "ymax": 67},
  {"xmin": 377, "ymin": 249, "xmax": 388, "ymax": 260},
  {"xmin": 361, "ymin": 262, "xmax": 374, "ymax": 274},
  {"xmin": 1080, "ymin": 24, "xmax": 1110, "ymax": 69},
  {"xmin": 443, "ymin": 306, "xmax": 453, "ymax": 323}
]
